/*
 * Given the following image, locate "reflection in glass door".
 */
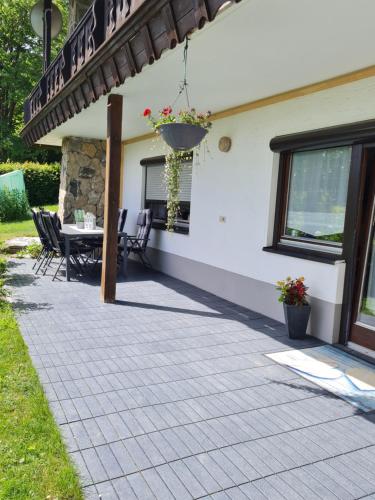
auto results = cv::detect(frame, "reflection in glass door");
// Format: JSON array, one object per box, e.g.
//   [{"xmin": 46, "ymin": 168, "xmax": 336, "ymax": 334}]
[{"xmin": 357, "ymin": 203, "xmax": 375, "ymax": 330}]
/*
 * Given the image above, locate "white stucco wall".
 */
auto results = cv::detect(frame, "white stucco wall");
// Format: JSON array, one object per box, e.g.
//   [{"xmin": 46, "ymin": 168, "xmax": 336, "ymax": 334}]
[{"xmin": 122, "ymin": 77, "xmax": 375, "ymax": 339}]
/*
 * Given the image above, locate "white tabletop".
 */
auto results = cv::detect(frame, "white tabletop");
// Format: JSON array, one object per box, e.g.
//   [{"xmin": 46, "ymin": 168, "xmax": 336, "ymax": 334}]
[{"xmin": 60, "ymin": 224, "xmax": 104, "ymax": 236}]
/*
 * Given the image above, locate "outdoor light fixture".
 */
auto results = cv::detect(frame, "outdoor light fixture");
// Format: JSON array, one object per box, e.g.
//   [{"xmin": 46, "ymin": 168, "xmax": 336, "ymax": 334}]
[
  {"xmin": 30, "ymin": 0, "xmax": 63, "ymax": 39},
  {"xmin": 30, "ymin": 0, "xmax": 63, "ymax": 71}
]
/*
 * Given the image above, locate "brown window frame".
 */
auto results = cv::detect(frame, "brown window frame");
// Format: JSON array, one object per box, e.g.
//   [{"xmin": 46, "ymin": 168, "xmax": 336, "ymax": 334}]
[
  {"xmin": 141, "ymin": 155, "xmax": 192, "ymax": 235},
  {"xmin": 263, "ymin": 121, "xmax": 374, "ymax": 265},
  {"xmin": 272, "ymin": 147, "xmax": 352, "ymax": 256}
]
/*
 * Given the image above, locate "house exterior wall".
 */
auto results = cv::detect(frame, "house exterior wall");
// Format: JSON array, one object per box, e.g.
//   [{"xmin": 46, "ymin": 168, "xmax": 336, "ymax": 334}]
[{"xmin": 122, "ymin": 77, "xmax": 375, "ymax": 344}]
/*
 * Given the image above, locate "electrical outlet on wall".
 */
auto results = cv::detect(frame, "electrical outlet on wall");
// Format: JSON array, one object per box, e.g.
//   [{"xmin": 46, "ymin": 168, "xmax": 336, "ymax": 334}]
[{"xmin": 219, "ymin": 216, "xmax": 226, "ymax": 223}]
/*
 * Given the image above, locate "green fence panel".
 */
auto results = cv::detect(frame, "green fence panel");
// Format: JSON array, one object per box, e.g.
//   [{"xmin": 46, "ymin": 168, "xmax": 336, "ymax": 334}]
[{"xmin": 0, "ymin": 170, "xmax": 26, "ymax": 193}]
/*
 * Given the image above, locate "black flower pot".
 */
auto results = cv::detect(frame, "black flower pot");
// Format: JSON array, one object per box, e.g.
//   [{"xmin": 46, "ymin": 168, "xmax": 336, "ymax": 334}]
[
  {"xmin": 158, "ymin": 123, "xmax": 208, "ymax": 151},
  {"xmin": 283, "ymin": 303, "xmax": 311, "ymax": 339}
]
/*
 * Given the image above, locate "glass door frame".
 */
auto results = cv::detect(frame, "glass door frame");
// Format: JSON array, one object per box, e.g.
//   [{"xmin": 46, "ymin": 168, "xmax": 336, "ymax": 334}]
[
  {"xmin": 348, "ymin": 148, "xmax": 375, "ymax": 349},
  {"xmin": 339, "ymin": 145, "xmax": 375, "ymax": 349}
]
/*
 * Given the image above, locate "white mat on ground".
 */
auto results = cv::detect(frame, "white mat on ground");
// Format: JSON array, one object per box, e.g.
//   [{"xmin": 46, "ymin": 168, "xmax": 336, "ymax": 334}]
[{"xmin": 267, "ymin": 345, "xmax": 375, "ymax": 412}]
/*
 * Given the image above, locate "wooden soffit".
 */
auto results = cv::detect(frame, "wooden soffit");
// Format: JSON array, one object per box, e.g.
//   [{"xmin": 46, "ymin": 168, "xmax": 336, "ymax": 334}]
[{"xmin": 22, "ymin": 0, "xmax": 240, "ymax": 146}]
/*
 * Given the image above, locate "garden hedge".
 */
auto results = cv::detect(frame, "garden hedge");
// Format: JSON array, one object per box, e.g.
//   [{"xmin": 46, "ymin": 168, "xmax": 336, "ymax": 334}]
[{"xmin": 0, "ymin": 162, "xmax": 60, "ymax": 206}]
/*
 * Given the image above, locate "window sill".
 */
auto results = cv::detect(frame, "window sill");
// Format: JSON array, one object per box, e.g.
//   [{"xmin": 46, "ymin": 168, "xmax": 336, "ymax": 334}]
[
  {"xmin": 263, "ymin": 244, "xmax": 345, "ymax": 265},
  {"xmin": 151, "ymin": 221, "xmax": 189, "ymax": 235}
]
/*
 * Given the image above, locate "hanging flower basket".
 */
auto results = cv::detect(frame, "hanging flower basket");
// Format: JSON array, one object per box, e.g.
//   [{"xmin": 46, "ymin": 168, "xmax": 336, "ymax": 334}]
[
  {"xmin": 158, "ymin": 122, "xmax": 208, "ymax": 151},
  {"xmin": 144, "ymin": 107, "xmax": 212, "ymax": 151}
]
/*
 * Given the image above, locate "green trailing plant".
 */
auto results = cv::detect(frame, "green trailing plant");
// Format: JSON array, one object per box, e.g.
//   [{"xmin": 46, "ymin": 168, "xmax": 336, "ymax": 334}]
[
  {"xmin": 144, "ymin": 106, "xmax": 212, "ymax": 231},
  {"xmin": 164, "ymin": 150, "xmax": 191, "ymax": 231},
  {"xmin": 0, "ymin": 188, "xmax": 30, "ymax": 222},
  {"xmin": 0, "ymin": 162, "xmax": 60, "ymax": 206}
]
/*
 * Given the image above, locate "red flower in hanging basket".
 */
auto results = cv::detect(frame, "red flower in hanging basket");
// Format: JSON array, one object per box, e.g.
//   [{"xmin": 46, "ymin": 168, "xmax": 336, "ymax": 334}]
[
  {"xmin": 162, "ymin": 106, "xmax": 172, "ymax": 116},
  {"xmin": 143, "ymin": 108, "xmax": 152, "ymax": 117}
]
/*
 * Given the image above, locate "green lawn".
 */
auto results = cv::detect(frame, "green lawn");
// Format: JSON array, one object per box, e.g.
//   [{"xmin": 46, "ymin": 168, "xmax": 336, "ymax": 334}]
[
  {"xmin": 0, "ymin": 299, "xmax": 83, "ymax": 499},
  {"xmin": 0, "ymin": 205, "xmax": 58, "ymax": 244}
]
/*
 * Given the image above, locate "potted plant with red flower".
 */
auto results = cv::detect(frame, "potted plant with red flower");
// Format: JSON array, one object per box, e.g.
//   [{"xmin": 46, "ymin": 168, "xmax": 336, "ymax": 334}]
[
  {"xmin": 143, "ymin": 106, "xmax": 212, "ymax": 151},
  {"xmin": 143, "ymin": 106, "xmax": 212, "ymax": 231},
  {"xmin": 276, "ymin": 276, "xmax": 311, "ymax": 339}
]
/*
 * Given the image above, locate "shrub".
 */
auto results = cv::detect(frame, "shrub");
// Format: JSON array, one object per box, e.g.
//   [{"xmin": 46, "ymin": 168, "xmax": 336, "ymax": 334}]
[
  {"xmin": 0, "ymin": 258, "xmax": 7, "ymax": 301},
  {"xmin": 0, "ymin": 162, "xmax": 60, "ymax": 206},
  {"xmin": 0, "ymin": 188, "xmax": 30, "ymax": 222},
  {"xmin": 0, "ymin": 258, "xmax": 7, "ymax": 276},
  {"xmin": 17, "ymin": 242, "xmax": 42, "ymax": 259}
]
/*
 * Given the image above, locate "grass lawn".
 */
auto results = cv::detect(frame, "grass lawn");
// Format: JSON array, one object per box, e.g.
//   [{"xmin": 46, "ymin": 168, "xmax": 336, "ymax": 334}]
[
  {"xmin": 0, "ymin": 299, "xmax": 83, "ymax": 498},
  {"xmin": 0, "ymin": 205, "xmax": 58, "ymax": 244}
]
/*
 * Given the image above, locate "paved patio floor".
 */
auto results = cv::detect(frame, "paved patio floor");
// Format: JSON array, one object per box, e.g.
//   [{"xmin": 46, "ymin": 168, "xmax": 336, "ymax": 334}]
[{"xmin": 9, "ymin": 259, "xmax": 375, "ymax": 499}]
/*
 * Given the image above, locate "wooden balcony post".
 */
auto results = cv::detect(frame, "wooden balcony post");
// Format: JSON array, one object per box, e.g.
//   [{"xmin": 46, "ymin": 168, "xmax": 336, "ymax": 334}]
[{"xmin": 101, "ymin": 94, "xmax": 123, "ymax": 303}]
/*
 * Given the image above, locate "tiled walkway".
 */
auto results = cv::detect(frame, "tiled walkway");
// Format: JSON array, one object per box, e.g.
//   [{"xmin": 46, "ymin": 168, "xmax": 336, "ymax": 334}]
[{"xmin": 9, "ymin": 259, "xmax": 375, "ymax": 499}]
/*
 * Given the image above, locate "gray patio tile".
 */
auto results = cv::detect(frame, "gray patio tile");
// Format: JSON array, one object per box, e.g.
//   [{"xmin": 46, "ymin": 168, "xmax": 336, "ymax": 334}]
[
  {"xmin": 70, "ymin": 451, "xmax": 93, "ymax": 487},
  {"xmin": 127, "ymin": 472, "xmax": 157, "ymax": 500},
  {"xmin": 123, "ymin": 437, "xmax": 153, "ymax": 470},
  {"xmin": 239, "ymin": 481, "xmax": 268, "ymax": 499},
  {"xmin": 208, "ymin": 449, "xmax": 248, "ymax": 485},
  {"xmin": 149, "ymin": 430, "xmax": 181, "ymax": 462},
  {"xmin": 96, "ymin": 444, "xmax": 123, "ymax": 480},
  {"xmin": 135, "ymin": 434, "xmax": 165, "ymax": 467},
  {"xmin": 82, "ymin": 485, "xmax": 99, "ymax": 499},
  {"xmin": 142, "ymin": 468, "xmax": 175, "ymax": 500},
  {"xmin": 155, "ymin": 464, "xmax": 193, "ymax": 500},
  {"xmin": 288, "ymin": 467, "xmax": 338, "ymax": 499},
  {"xmin": 170, "ymin": 459, "xmax": 208, "ymax": 499},
  {"xmin": 196, "ymin": 452, "xmax": 235, "ymax": 490},
  {"xmin": 220, "ymin": 446, "xmax": 260, "ymax": 482},
  {"xmin": 265, "ymin": 474, "xmax": 304, "ymax": 500},
  {"xmin": 69, "ymin": 420, "xmax": 92, "ymax": 450},
  {"xmin": 83, "ymin": 419, "xmax": 107, "ymax": 447},
  {"xmin": 109, "ymin": 441, "xmax": 138, "ymax": 475},
  {"xmin": 81, "ymin": 447, "xmax": 108, "ymax": 483},
  {"xmin": 95, "ymin": 415, "xmax": 120, "ymax": 443},
  {"xmin": 10, "ymin": 259, "xmax": 375, "ymax": 499},
  {"xmin": 96, "ymin": 480, "xmax": 119, "ymax": 499}
]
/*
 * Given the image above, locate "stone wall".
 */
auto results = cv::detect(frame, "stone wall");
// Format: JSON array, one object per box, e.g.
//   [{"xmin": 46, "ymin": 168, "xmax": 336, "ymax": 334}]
[{"xmin": 58, "ymin": 137, "xmax": 106, "ymax": 225}]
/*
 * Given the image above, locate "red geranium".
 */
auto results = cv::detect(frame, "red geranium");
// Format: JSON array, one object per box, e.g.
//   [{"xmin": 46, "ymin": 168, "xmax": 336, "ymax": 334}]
[
  {"xmin": 143, "ymin": 108, "xmax": 152, "ymax": 117},
  {"xmin": 162, "ymin": 106, "xmax": 172, "ymax": 116}
]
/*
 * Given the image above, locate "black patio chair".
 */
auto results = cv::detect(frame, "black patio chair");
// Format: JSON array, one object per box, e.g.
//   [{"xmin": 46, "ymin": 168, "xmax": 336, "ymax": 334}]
[
  {"xmin": 31, "ymin": 209, "xmax": 55, "ymax": 274},
  {"xmin": 118, "ymin": 208, "xmax": 128, "ymax": 234},
  {"xmin": 88, "ymin": 209, "xmax": 129, "ymax": 272},
  {"xmin": 123, "ymin": 209, "xmax": 153, "ymax": 267},
  {"xmin": 41, "ymin": 212, "xmax": 92, "ymax": 281}
]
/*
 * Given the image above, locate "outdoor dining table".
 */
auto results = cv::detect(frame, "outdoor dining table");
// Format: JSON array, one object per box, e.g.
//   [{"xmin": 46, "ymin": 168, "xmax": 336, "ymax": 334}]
[{"xmin": 60, "ymin": 224, "xmax": 128, "ymax": 281}]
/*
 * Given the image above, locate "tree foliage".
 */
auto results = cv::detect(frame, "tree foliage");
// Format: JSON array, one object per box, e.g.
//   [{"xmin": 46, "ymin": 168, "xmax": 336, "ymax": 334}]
[{"xmin": 0, "ymin": 0, "xmax": 68, "ymax": 163}]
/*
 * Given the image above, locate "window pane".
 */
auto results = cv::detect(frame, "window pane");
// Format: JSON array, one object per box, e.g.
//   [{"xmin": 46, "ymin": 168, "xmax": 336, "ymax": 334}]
[{"xmin": 284, "ymin": 146, "xmax": 351, "ymax": 245}]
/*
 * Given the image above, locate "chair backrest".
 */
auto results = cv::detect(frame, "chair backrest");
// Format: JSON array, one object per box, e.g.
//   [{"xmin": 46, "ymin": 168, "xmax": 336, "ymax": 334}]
[
  {"xmin": 41, "ymin": 213, "xmax": 63, "ymax": 254},
  {"xmin": 39, "ymin": 207, "xmax": 62, "ymax": 229},
  {"xmin": 31, "ymin": 209, "xmax": 48, "ymax": 246},
  {"xmin": 118, "ymin": 208, "xmax": 128, "ymax": 233},
  {"xmin": 136, "ymin": 209, "xmax": 153, "ymax": 250}
]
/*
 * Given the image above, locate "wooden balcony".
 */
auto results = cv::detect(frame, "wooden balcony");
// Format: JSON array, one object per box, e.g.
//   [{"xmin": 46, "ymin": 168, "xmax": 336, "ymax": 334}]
[{"xmin": 22, "ymin": 0, "xmax": 239, "ymax": 146}]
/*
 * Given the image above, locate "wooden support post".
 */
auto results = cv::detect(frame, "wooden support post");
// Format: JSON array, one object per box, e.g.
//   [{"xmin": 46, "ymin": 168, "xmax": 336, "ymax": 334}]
[{"xmin": 101, "ymin": 94, "xmax": 123, "ymax": 303}]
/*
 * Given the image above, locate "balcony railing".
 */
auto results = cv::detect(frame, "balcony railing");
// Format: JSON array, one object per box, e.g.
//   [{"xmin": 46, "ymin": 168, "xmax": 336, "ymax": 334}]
[
  {"xmin": 23, "ymin": 0, "xmax": 235, "ymax": 140},
  {"xmin": 24, "ymin": 0, "xmax": 142, "ymax": 124}
]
